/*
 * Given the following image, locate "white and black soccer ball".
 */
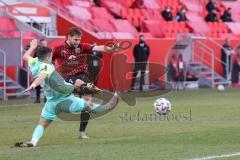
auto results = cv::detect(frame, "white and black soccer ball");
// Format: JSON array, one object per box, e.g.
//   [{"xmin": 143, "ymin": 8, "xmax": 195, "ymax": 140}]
[{"xmin": 153, "ymin": 98, "xmax": 171, "ymax": 114}]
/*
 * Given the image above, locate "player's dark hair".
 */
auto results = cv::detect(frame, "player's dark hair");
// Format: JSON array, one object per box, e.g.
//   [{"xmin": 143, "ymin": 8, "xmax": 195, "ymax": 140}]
[
  {"xmin": 35, "ymin": 46, "xmax": 52, "ymax": 60},
  {"xmin": 68, "ymin": 27, "xmax": 82, "ymax": 37},
  {"xmin": 39, "ymin": 38, "xmax": 46, "ymax": 42}
]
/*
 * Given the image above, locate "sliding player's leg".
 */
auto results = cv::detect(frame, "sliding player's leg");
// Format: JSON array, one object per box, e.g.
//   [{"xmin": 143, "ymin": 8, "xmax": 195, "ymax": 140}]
[
  {"xmin": 31, "ymin": 118, "xmax": 51, "ymax": 146},
  {"xmin": 15, "ymin": 94, "xmax": 119, "ymax": 147},
  {"xmin": 15, "ymin": 101, "xmax": 57, "ymax": 147},
  {"xmin": 15, "ymin": 118, "xmax": 51, "ymax": 147}
]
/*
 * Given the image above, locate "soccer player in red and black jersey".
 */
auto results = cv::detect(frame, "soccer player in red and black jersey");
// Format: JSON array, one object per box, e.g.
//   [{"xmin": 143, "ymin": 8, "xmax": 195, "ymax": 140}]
[{"xmin": 53, "ymin": 27, "xmax": 114, "ymax": 139}]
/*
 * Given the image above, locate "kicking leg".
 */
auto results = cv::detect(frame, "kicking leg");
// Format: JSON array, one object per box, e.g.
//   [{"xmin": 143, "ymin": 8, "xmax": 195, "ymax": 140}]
[
  {"xmin": 79, "ymin": 111, "xmax": 90, "ymax": 139},
  {"xmin": 69, "ymin": 92, "xmax": 119, "ymax": 114},
  {"xmin": 34, "ymin": 85, "xmax": 41, "ymax": 103},
  {"xmin": 79, "ymin": 94, "xmax": 91, "ymax": 139},
  {"xmin": 89, "ymin": 92, "xmax": 119, "ymax": 113}
]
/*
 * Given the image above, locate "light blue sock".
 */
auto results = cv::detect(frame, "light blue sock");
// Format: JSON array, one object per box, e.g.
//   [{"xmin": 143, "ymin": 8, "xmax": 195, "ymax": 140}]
[{"xmin": 31, "ymin": 124, "xmax": 45, "ymax": 146}]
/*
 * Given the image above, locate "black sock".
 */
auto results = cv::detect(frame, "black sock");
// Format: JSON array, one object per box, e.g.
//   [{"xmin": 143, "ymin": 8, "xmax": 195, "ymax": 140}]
[
  {"xmin": 79, "ymin": 111, "xmax": 90, "ymax": 132},
  {"xmin": 35, "ymin": 86, "xmax": 41, "ymax": 101},
  {"xmin": 44, "ymin": 96, "xmax": 47, "ymax": 103}
]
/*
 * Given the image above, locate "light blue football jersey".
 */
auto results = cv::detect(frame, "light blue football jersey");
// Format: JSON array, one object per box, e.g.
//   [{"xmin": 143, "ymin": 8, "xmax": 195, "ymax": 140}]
[{"xmin": 28, "ymin": 57, "xmax": 68, "ymax": 101}]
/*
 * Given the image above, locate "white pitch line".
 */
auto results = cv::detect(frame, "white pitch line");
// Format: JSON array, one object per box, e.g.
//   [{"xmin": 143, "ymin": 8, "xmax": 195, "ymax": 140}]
[
  {"xmin": 190, "ymin": 152, "xmax": 240, "ymax": 160},
  {"xmin": 0, "ymin": 103, "xmax": 39, "ymax": 108}
]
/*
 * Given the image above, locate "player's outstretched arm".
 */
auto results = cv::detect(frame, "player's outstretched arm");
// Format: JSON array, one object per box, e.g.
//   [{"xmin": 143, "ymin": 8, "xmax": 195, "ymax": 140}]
[
  {"xmin": 23, "ymin": 39, "xmax": 38, "ymax": 62},
  {"xmin": 92, "ymin": 45, "xmax": 107, "ymax": 52},
  {"xmin": 92, "ymin": 44, "xmax": 120, "ymax": 52},
  {"xmin": 23, "ymin": 72, "xmax": 47, "ymax": 92}
]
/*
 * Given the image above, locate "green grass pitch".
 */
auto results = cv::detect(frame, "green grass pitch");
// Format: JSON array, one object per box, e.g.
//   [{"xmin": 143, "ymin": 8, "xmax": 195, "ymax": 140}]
[{"xmin": 0, "ymin": 88, "xmax": 240, "ymax": 160}]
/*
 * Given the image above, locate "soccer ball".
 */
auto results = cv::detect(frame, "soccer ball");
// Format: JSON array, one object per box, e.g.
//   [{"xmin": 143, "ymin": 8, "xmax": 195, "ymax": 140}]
[
  {"xmin": 217, "ymin": 85, "xmax": 225, "ymax": 91},
  {"xmin": 153, "ymin": 98, "xmax": 171, "ymax": 114}
]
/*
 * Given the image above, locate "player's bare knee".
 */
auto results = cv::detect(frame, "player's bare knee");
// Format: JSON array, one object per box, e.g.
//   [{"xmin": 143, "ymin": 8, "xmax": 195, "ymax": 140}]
[
  {"xmin": 82, "ymin": 94, "xmax": 92, "ymax": 101},
  {"xmin": 85, "ymin": 99, "xmax": 93, "ymax": 111},
  {"xmin": 39, "ymin": 118, "xmax": 51, "ymax": 128}
]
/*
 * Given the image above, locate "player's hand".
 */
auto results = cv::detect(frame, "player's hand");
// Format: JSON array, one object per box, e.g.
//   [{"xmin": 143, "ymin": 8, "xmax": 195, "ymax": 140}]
[
  {"xmin": 106, "ymin": 43, "xmax": 120, "ymax": 52},
  {"xmin": 111, "ymin": 43, "xmax": 120, "ymax": 51},
  {"xmin": 23, "ymin": 83, "xmax": 37, "ymax": 93},
  {"xmin": 74, "ymin": 79, "xmax": 85, "ymax": 87},
  {"xmin": 104, "ymin": 40, "xmax": 132, "ymax": 52},
  {"xmin": 30, "ymin": 39, "xmax": 38, "ymax": 50}
]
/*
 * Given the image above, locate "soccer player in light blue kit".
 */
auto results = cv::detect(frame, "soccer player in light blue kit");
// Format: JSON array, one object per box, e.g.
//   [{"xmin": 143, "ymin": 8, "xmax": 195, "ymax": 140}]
[{"xmin": 15, "ymin": 39, "xmax": 119, "ymax": 147}]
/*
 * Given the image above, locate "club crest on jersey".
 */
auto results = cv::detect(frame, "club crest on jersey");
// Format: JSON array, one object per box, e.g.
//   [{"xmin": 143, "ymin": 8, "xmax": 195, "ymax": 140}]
[
  {"xmin": 75, "ymin": 47, "xmax": 81, "ymax": 54},
  {"xmin": 41, "ymin": 65, "xmax": 48, "ymax": 71},
  {"xmin": 68, "ymin": 55, "xmax": 77, "ymax": 60},
  {"xmin": 61, "ymin": 50, "xmax": 67, "ymax": 54}
]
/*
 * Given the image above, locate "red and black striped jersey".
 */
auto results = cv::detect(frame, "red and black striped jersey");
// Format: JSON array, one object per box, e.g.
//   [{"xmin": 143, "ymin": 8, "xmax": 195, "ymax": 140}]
[{"xmin": 53, "ymin": 41, "xmax": 93, "ymax": 78}]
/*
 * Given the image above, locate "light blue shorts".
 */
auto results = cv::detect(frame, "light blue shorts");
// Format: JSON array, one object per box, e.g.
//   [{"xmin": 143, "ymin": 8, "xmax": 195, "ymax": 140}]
[{"xmin": 40, "ymin": 95, "xmax": 88, "ymax": 121}]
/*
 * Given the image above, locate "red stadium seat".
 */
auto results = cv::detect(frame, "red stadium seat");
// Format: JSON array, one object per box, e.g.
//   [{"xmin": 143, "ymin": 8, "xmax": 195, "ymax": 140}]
[
  {"xmin": 126, "ymin": 15, "xmax": 132, "ymax": 22},
  {"xmin": 132, "ymin": 17, "xmax": 139, "ymax": 27},
  {"xmin": 110, "ymin": 19, "xmax": 138, "ymax": 34},
  {"xmin": 188, "ymin": 19, "xmax": 210, "ymax": 35},
  {"xmin": 164, "ymin": 33, "xmax": 171, "ymax": 38},
  {"xmin": 134, "ymin": 8, "xmax": 141, "ymax": 17},
  {"xmin": 45, "ymin": 0, "xmax": 238, "ymax": 39},
  {"xmin": 206, "ymin": 22, "xmax": 231, "ymax": 35},
  {"xmin": 141, "ymin": 0, "xmax": 160, "ymax": 9},
  {"xmin": 184, "ymin": 27, "xmax": 190, "ymax": 32},
  {"xmin": 171, "ymin": 33, "xmax": 176, "ymax": 38},
  {"xmin": 72, "ymin": 0, "xmax": 92, "ymax": 7},
  {"xmin": 121, "ymin": 8, "xmax": 128, "ymax": 18},
  {"xmin": 121, "ymin": 8, "xmax": 137, "ymax": 27},
  {"xmin": 0, "ymin": 17, "xmax": 19, "ymax": 37},
  {"xmin": 0, "ymin": 17, "xmax": 17, "ymax": 31},
  {"xmin": 112, "ymin": 32, "xmax": 135, "ymax": 39},
  {"xmin": 226, "ymin": 23, "xmax": 240, "ymax": 35},
  {"xmin": 206, "ymin": 33, "xmax": 211, "ymax": 37},
  {"xmin": 100, "ymin": 0, "xmax": 124, "ymax": 17},
  {"xmin": 211, "ymin": 32, "xmax": 218, "ymax": 38},
  {"xmin": 66, "ymin": 6, "xmax": 92, "ymax": 19},
  {"xmin": 90, "ymin": 7, "xmax": 114, "ymax": 19},
  {"xmin": 90, "ymin": 19, "xmax": 116, "ymax": 32},
  {"xmin": 142, "ymin": 20, "xmax": 164, "ymax": 38},
  {"xmin": 179, "ymin": 21, "xmax": 186, "ymax": 28},
  {"xmin": 152, "ymin": 10, "xmax": 162, "ymax": 20},
  {"xmin": 96, "ymin": 32, "xmax": 113, "ymax": 39},
  {"xmin": 141, "ymin": 9, "xmax": 163, "ymax": 20},
  {"xmin": 81, "ymin": 22, "xmax": 97, "ymax": 32},
  {"xmin": 22, "ymin": 32, "xmax": 38, "ymax": 38},
  {"xmin": 141, "ymin": 9, "xmax": 153, "ymax": 20},
  {"xmin": 127, "ymin": 8, "xmax": 134, "ymax": 16},
  {"xmin": 138, "ymin": 32, "xmax": 153, "ymax": 38},
  {"xmin": 119, "ymin": 0, "xmax": 135, "ymax": 8},
  {"xmin": 181, "ymin": 0, "xmax": 202, "ymax": 13},
  {"xmin": 51, "ymin": 0, "xmax": 72, "ymax": 8}
]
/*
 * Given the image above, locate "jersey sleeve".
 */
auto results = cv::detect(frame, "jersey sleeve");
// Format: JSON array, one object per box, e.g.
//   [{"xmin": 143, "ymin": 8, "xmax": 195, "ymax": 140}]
[
  {"xmin": 28, "ymin": 57, "xmax": 37, "ymax": 66},
  {"xmin": 40, "ymin": 64, "xmax": 54, "ymax": 76},
  {"xmin": 81, "ymin": 43, "xmax": 94, "ymax": 53}
]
